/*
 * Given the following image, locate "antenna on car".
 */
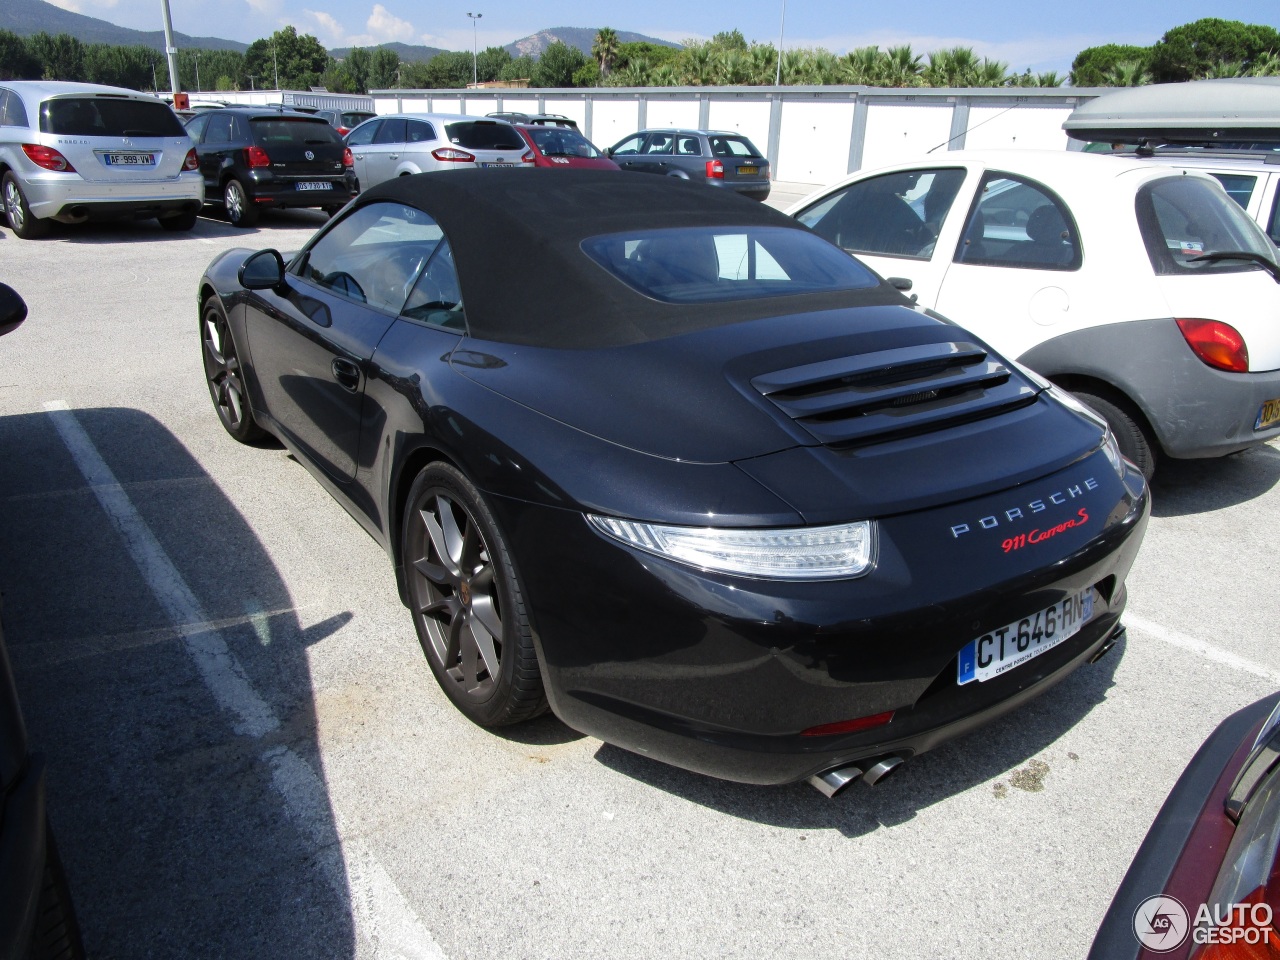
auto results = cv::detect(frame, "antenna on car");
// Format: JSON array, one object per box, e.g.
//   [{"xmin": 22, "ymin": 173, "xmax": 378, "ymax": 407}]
[{"xmin": 926, "ymin": 104, "xmax": 1019, "ymax": 154}]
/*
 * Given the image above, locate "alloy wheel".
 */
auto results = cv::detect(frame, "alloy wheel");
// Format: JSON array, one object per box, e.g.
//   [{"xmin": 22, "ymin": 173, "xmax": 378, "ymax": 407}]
[
  {"xmin": 4, "ymin": 180, "xmax": 24, "ymax": 231},
  {"xmin": 202, "ymin": 307, "xmax": 248, "ymax": 431}
]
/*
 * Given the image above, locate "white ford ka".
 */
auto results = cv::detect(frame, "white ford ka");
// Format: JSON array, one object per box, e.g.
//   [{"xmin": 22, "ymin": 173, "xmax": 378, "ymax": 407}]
[{"xmin": 789, "ymin": 150, "xmax": 1280, "ymax": 477}]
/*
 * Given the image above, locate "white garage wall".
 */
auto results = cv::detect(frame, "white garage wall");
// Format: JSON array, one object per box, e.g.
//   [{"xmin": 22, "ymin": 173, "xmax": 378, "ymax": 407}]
[
  {"xmin": 645, "ymin": 99, "xmax": 701, "ymax": 129},
  {"xmin": 499, "ymin": 98, "xmax": 542, "ymax": 114},
  {"xmin": 463, "ymin": 98, "xmax": 500, "ymax": 115},
  {"xmin": 591, "ymin": 100, "xmax": 643, "ymax": 149},
  {"xmin": 963, "ymin": 104, "xmax": 1075, "ymax": 152},
  {"xmin": 776, "ymin": 100, "xmax": 856, "ymax": 185},
  {"xmin": 540, "ymin": 99, "xmax": 589, "ymax": 127},
  {"xmin": 860, "ymin": 103, "xmax": 955, "ymax": 171},
  {"xmin": 706, "ymin": 99, "xmax": 772, "ymax": 156}
]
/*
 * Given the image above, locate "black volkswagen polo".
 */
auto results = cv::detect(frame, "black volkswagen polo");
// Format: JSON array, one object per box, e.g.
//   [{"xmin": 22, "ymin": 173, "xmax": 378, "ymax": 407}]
[
  {"xmin": 197, "ymin": 170, "xmax": 1149, "ymax": 796},
  {"xmin": 184, "ymin": 107, "xmax": 357, "ymax": 227}
]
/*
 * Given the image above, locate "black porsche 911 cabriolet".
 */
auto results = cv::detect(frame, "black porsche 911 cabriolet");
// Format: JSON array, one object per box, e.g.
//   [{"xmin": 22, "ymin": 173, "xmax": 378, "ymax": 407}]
[{"xmin": 197, "ymin": 169, "xmax": 1149, "ymax": 796}]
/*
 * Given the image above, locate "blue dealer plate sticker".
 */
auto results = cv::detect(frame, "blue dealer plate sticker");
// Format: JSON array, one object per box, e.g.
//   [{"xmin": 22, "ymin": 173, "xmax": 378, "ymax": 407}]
[{"xmin": 958, "ymin": 590, "xmax": 1094, "ymax": 685}]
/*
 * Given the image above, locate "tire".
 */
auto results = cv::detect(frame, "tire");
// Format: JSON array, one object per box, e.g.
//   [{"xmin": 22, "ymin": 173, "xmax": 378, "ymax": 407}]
[
  {"xmin": 223, "ymin": 178, "xmax": 258, "ymax": 228},
  {"xmin": 200, "ymin": 298, "xmax": 265, "ymax": 443},
  {"xmin": 1074, "ymin": 389, "xmax": 1157, "ymax": 480},
  {"xmin": 402, "ymin": 463, "xmax": 546, "ymax": 727},
  {"xmin": 159, "ymin": 208, "xmax": 199, "ymax": 231},
  {"xmin": 2, "ymin": 172, "xmax": 49, "ymax": 239}
]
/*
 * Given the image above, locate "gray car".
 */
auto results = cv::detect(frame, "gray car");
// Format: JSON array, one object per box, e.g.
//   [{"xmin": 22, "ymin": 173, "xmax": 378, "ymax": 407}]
[
  {"xmin": 345, "ymin": 113, "xmax": 532, "ymax": 190},
  {"xmin": 0, "ymin": 81, "xmax": 204, "ymax": 239},
  {"xmin": 606, "ymin": 128, "xmax": 771, "ymax": 200}
]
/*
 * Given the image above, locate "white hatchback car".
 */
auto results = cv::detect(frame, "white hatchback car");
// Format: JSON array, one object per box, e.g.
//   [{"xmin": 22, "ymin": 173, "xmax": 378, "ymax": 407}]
[
  {"xmin": 344, "ymin": 113, "xmax": 532, "ymax": 191},
  {"xmin": 0, "ymin": 80, "xmax": 203, "ymax": 239},
  {"xmin": 789, "ymin": 150, "xmax": 1280, "ymax": 477}
]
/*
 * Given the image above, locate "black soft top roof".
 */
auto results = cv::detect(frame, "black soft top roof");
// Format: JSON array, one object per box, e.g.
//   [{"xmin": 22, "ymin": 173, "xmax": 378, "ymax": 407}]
[{"xmin": 356, "ymin": 168, "xmax": 901, "ymax": 348}]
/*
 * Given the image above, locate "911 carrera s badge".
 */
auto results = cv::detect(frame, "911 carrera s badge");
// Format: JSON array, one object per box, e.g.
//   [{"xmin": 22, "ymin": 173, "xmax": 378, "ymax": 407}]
[{"xmin": 949, "ymin": 477, "xmax": 1099, "ymax": 540}]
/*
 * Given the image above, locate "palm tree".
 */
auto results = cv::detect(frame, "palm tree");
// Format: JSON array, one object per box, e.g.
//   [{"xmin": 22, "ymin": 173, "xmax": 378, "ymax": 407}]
[
  {"xmin": 881, "ymin": 45, "xmax": 925, "ymax": 87},
  {"xmin": 1251, "ymin": 52, "xmax": 1280, "ymax": 76},
  {"xmin": 592, "ymin": 27, "xmax": 619, "ymax": 79},
  {"xmin": 838, "ymin": 46, "xmax": 883, "ymax": 84},
  {"xmin": 1106, "ymin": 60, "xmax": 1151, "ymax": 86}
]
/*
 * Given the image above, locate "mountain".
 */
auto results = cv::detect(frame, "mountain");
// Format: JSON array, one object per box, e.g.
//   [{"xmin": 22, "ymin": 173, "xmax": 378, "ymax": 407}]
[
  {"xmin": 330, "ymin": 41, "xmax": 447, "ymax": 64},
  {"xmin": 0, "ymin": 0, "xmax": 247, "ymax": 52},
  {"xmin": 505, "ymin": 28, "xmax": 680, "ymax": 60}
]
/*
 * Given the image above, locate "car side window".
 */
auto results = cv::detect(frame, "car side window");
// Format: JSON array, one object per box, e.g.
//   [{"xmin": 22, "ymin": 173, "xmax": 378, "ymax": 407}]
[
  {"xmin": 402, "ymin": 240, "xmax": 465, "ymax": 331},
  {"xmin": 373, "ymin": 118, "xmax": 407, "ymax": 145},
  {"xmin": 406, "ymin": 120, "xmax": 436, "ymax": 144},
  {"xmin": 795, "ymin": 168, "xmax": 965, "ymax": 260},
  {"xmin": 644, "ymin": 134, "xmax": 674, "ymax": 155},
  {"xmin": 610, "ymin": 135, "xmax": 644, "ymax": 156},
  {"xmin": 185, "ymin": 114, "xmax": 210, "ymax": 143},
  {"xmin": 676, "ymin": 136, "xmax": 701, "ymax": 156},
  {"xmin": 0, "ymin": 90, "xmax": 28, "ymax": 128},
  {"xmin": 1211, "ymin": 173, "xmax": 1257, "ymax": 211},
  {"xmin": 204, "ymin": 113, "xmax": 233, "ymax": 145},
  {"xmin": 955, "ymin": 174, "xmax": 1082, "ymax": 271},
  {"xmin": 346, "ymin": 119, "xmax": 381, "ymax": 146},
  {"xmin": 298, "ymin": 202, "xmax": 447, "ymax": 315}
]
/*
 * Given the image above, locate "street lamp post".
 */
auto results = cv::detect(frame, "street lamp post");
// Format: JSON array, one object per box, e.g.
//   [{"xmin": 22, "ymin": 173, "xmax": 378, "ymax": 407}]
[
  {"xmin": 466, "ymin": 12, "xmax": 482, "ymax": 86},
  {"xmin": 272, "ymin": 46, "xmax": 279, "ymax": 89},
  {"xmin": 775, "ymin": 0, "xmax": 786, "ymax": 86},
  {"xmin": 193, "ymin": 50, "xmax": 201, "ymax": 92}
]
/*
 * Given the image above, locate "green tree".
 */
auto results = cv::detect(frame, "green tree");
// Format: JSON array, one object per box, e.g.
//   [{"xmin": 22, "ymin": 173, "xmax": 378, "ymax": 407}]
[
  {"xmin": 1070, "ymin": 44, "xmax": 1150, "ymax": 86},
  {"xmin": 245, "ymin": 26, "xmax": 328, "ymax": 90},
  {"xmin": 407, "ymin": 50, "xmax": 471, "ymax": 88},
  {"xmin": 1148, "ymin": 18, "xmax": 1280, "ymax": 82},
  {"xmin": 531, "ymin": 41, "xmax": 585, "ymax": 87},
  {"xmin": 344, "ymin": 47, "xmax": 371, "ymax": 92},
  {"xmin": 592, "ymin": 27, "xmax": 619, "ymax": 78},
  {"xmin": 498, "ymin": 54, "xmax": 536, "ymax": 83},
  {"xmin": 370, "ymin": 47, "xmax": 401, "ymax": 87},
  {"xmin": 573, "ymin": 61, "xmax": 601, "ymax": 87},
  {"xmin": 84, "ymin": 43, "xmax": 154, "ymax": 89},
  {"xmin": 474, "ymin": 46, "xmax": 510, "ymax": 83},
  {"xmin": 711, "ymin": 29, "xmax": 748, "ymax": 52},
  {"xmin": 0, "ymin": 31, "xmax": 40, "ymax": 80},
  {"xmin": 27, "ymin": 32, "xmax": 86, "ymax": 82}
]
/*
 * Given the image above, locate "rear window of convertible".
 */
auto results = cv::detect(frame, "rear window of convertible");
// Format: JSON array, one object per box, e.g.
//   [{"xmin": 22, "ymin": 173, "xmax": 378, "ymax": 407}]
[{"xmin": 581, "ymin": 226, "xmax": 880, "ymax": 303}]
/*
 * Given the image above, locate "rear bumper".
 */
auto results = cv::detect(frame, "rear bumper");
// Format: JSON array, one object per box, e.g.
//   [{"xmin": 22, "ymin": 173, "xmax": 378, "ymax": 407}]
[
  {"xmin": 21, "ymin": 172, "xmax": 204, "ymax": 222},
  {"xmin": 707, "ymin": 179, "xmax": 771, "ymax": 200},
  {"xmin": 0, "ymin": 753, "xmax": 46, "ymax": 960},
  {"xmin": 239, "ymin": 170, "xmax": 358, "ymax": 209}
]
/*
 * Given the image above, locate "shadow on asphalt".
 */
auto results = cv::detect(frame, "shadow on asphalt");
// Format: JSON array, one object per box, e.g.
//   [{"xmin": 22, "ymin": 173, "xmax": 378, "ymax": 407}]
[
  {"xmin": 0, "ymin": 407, "xmax": 359, "ymax": 958},
  {"xmin": 593, "ymin": 635, "xmax": 1124, "ymax": 838},
  {"xmin": 14, "ymin": 208, "xmax": 330, "ymax": 245},
  {"xmin": 1149, "ymin": 445, "xmax": 1280, "ymax": 518}
]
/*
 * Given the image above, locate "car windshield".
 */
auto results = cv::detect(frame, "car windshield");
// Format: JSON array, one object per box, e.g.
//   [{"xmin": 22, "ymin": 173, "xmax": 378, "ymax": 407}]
[
  {"xmin": 445, "ymin": 121, "xmax": 526, "ymax": 151},
  {"xmin": 582, "ymin": 226, "xmax": 880, "ymax": 303},
  {"xmin": 527, "ymin": 127, "xmax": 601, "ymax": 158},
  {"xmin": 40, "ymin": 97, "xmax": 186, "ymax": 137},
  {"xmin": 1137, "ymin": 176, "xmax": 1279, "ymax": 276},
  {"xmin": 250, "ymin": 118, "xmax": 341, "ymax": 145}
]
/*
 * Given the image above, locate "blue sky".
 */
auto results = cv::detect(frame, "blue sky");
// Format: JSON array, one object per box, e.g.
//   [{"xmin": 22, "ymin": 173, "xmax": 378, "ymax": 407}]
[{"xmin": 43, "ymin": 0, "xmax": 1280, "ymax": 73}]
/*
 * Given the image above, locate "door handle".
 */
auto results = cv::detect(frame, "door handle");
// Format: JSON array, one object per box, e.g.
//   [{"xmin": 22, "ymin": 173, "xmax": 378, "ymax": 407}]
[{"xmin": 331, "ymin": 358, "xmax": 361, "ymax": 393}]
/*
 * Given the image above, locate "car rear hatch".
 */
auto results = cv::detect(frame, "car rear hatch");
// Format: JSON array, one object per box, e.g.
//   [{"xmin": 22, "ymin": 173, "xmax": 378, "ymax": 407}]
[
  {"xmin": 707, "ymin": 134, "xmax": 770, "ymax": 183},
  {"xmin": 445, "ymin": 120, "xmax": 530, "ymax": 168},
  {"xmin": 1136, "ymin": 173, "xmax": 1280, "ymax": 370},
  {"xmin": 38, "ymin": 93, "xmax": 190, "ymax": 182},
  {"xmin": 248, "ymin": 117, "xmax": 347, "ymax": 179}
]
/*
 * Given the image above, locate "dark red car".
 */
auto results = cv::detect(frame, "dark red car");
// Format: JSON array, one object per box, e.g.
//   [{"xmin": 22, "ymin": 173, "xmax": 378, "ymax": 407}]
[
  {"xmin": 1091, "ymin": 692, "xmax": 1280, "ymax": 959},
  {"xmin": 514, "ymin": 124, "xmax": 619, "ymax": 171}
]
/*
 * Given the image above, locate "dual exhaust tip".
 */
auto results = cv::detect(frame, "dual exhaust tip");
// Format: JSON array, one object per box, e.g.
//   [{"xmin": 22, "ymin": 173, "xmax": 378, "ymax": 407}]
[{"xmin": 807, "ymin": 755, "xmax": 903, "ymax": 798}]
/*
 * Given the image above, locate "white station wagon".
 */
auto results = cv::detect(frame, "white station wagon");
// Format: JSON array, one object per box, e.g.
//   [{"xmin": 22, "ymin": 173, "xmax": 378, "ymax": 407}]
[
  {"xmin": 789, "ymin": 150, "xmax": 1280, "ymax": 477},
  {"xmin": 0, "ymin": 80, "xmax": 203, "ymax": 238}
]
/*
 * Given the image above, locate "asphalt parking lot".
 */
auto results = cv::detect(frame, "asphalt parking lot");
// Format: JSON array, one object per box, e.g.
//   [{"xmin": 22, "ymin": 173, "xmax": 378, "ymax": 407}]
[{"xmin": 1, "ymin": 203, "xmax": 1278, "ymax": 960}]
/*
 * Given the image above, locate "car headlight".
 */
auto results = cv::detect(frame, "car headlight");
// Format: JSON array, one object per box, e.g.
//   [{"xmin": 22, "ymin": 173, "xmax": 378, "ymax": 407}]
[{"xmin": 586, "ymin": 515, "xmax": 876, "ymax": 581}]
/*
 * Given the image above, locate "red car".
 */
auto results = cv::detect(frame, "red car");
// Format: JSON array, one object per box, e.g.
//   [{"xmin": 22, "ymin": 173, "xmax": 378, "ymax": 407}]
[
  {"xmin": 1091, "ymin": 692, "xmax": 1280, "ymax": 959},
  {"xmin": 514, "ymin": 124, "xmax": 619, "ymax": 171}
]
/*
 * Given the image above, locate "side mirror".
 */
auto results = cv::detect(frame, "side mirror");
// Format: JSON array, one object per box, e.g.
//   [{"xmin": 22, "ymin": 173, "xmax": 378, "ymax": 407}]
[
  {"xmin": 0, "ymin": 283, "xmax": 27, "ymax": 338},
  {"xmin": 238, "ymin": 249, "xmax": 286, "ymax": 290}
]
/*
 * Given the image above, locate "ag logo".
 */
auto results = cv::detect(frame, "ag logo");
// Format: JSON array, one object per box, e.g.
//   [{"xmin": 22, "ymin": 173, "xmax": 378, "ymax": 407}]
[
  {"xmin": 305, "ymin": 150, "xmax": 315, "ymax": 160},
  {"xmin": 1133, "ymin": 895, "xmax": 1189, "ymax": 952}
]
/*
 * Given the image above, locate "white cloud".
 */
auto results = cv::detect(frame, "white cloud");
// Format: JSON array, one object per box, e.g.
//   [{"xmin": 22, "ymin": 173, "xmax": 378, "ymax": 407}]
[
  {"xmin": 303, "ymin": 9, "xmax": 345, "ymax": 43},
  {"xmin": 42, "ymin": 0, "xmax": 84, "ymax": 12},
  {"xmin": 366, "ymin": 4, "xmax": 415, "ymax": 43}
]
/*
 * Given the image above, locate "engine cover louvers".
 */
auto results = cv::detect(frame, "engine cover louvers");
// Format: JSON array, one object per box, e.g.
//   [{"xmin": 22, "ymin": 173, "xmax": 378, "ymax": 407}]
[{"xmin": 750, "ymin": 340, "xmax": 1040, "ymax": 448}]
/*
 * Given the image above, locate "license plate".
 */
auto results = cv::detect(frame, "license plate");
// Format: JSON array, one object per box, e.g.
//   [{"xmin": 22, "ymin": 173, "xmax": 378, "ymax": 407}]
[
  {"xmin": 1256, "ymin": 398, "xmax": 1280, "ymax": 430},
  {"xmin": 957, "ymin": 589, "xmax": 1094, "ymax": 685},
  {"xmin": 104, "ymin": 153, "xmax": 155, "ymax": 166},
  {"xmin": 738, "ymin": 165, "xmax": 758, "ymax": 175},
  {"xmin": 296, "ymin": 182, "xmax": 331, "ymax": 191},
  {"xmin": 482, "ymin": 161, "xmax": 511, "ymax": 168}
]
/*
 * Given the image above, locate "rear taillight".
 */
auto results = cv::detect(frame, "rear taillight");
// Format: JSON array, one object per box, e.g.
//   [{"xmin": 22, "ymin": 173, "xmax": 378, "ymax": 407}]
[
  {"xmin": 342, "ymin": 147, "xmax": 354, "ymax": 168},
  {"xmin": 1177, "ymin": 318, "xmax": 1249, "ymax": 373},
  {"xmin": 431, "ymin": 148, "xmax": 475, "ymax": 163},
  {"xmin": 521, "ymin": 151, "xmax": 535, "ymax": 164},
  {"xmin": 801, "ymin": 711, "xmax": 894, "ymax": 737},
  {"xmin": 706, "ymin": 159, "xmax": 724, "ymax": 179},
  {"xmin": 182, "ymin": 148, "xmax": 199, "ymax": 171},
  {"xmin": 245, "ymin": 145, "xmax": 271, "ymax": 168},
  {"xmin": 21, "ymin": 143, "xmax": 75, "ymax": 173},
  {"xmin": 336, "ymin": 126, "xmax": 351, "ymax": 136}
]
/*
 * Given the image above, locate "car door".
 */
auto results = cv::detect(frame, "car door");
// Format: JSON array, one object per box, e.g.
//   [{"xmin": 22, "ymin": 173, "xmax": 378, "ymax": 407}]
[
  {"xmin": 362, "ymin": 118, "xmax": 407, "ymax": 188},
  {"xmin": 635, "ymin": 131, "xmax": 675, "ymax": 175},
  {"xmin": 401, "ymin": 119, "xmax": 438, "ymax": 172},
  {"xmin": 344, "ymin": 118, "xmax": 382, "ymax": 188},
  {"xmin": 608, "ymin": 133, "xmax": 646, "ymax": 171},
  {"xmin": 197, "ymin": 112, "xmax": 237, "ymax": 192},
  {"xmin": 244, "ymin": 201, "xmax": 437, "ymax": 481},
  {"xmin": 794, "ymin": 165, "xmax": 976, "ymax": 302},
  {"xmin": 932, "ymin": 172, "xmax": 1086, "ymax": 358}
]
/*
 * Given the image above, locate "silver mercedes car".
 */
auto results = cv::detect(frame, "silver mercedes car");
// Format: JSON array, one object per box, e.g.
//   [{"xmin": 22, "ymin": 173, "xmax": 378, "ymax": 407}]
[{"xmin": 0, "ymin": 80, "xmax": 204, "ymax": 239}]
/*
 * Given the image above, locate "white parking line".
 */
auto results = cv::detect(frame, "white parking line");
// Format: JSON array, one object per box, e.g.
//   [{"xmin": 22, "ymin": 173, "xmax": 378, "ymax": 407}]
[
  {"xmin": 43, "ymin": 400, "xmax": 446, "ymax": 960},
  {"xmin": 1124, "ymin": 612, "xmax": 1280, "ymax": 686}
]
